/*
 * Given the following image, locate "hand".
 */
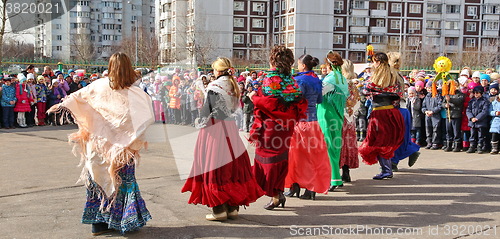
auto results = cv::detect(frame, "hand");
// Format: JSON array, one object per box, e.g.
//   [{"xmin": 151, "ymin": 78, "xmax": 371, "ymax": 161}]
[
  {"xmin": 445, "ymin": 95, "xmax": 450, "ymax": 101},
  {"xmin": 445, "ymin": 103, "xmax": 450, "ymax": 108},
  {"xmin": 496, "ymin": 111, "xmax": 500, "ymax": 116},
  {"xmin": 57, "ymin": 95, "xmax": 61, "ymax": 99},
  {"xmin": 472, "ymin": 118, "xmax": 478, "ymax": 122},
  {"xmin": 9, "ymin": 100, "xmax": 15, "ymax": 105}
]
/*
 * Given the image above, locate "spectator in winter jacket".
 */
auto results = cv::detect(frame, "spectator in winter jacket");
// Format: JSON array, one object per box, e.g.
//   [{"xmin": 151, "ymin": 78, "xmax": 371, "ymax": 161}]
[
  {"xmin": 442, "ymin": 82, "xmax": 464, "ymax": 152},
  {"xmin": 422, "ymin": 81, "xmax": 443, "ymax": 150},
  {"xmin": 1, "ymin": 77, "xmax": 16, "ymax": 129},
  {"xmin": 489, "ymin": 94, "xmax": 500, "ymax": 154},
  {"xmin": 466, "ymin": 86, "xmax": 490, "ymax": 154},
  {"xmin": 407, "ymin": 86, "xmax": 423, "ymax": 144}
]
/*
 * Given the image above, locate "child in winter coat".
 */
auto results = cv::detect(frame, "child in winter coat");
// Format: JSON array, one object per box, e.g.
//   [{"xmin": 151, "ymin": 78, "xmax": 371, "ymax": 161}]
[
  {"xmin": 14, "ymin": 74, "xmax": 33, "ymax": 128},
  {"xmin": 442, "ymin": 81, "xmax": 464, "ymax": 152},
  {"xmin": 407, "ymin": 86, "xmax": 423, "ymax": 144},
  {"xmin": 35, "ymin": 75, "xmax": 48, "ymax": 126},
  {"xmin": 421, "ymin": 81, "xmax": 443, "ymax": 149},
  {"xmin": 1, "ymin": 77, "xmax": 16, "ymax": 129},
  {"xmin": 466, "ymin": 86, "xmax": 490, "ymax": 154},
  {"xmin": 242, "ymin": 84, "xmax": 255, "ymax": 132},
  {"xmin": 489, "ymin": 94, "xmax": 500, "ymax": 154}
]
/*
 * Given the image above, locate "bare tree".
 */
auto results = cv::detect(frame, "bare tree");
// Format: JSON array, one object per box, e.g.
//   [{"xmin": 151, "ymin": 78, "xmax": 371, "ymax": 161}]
[
  {"xmin": 115, "ymin": 26, "xmax": 160, "ymax": 68},
  {"xmin": 0, "ymin": 0, "xmax": 9, "ymax": 63},
  {"xmin": 2, "ymin": 37, "xmax": 34, "ymax": 59},
  {"xmin": 71, "ymin": 33, "xmax": 96, "ymax": 63}
]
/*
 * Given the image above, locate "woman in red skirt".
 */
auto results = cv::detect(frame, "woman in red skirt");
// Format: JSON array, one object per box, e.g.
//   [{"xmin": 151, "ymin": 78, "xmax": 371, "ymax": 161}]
[
  {"xmin": 182, "ymin": 57, "xmax": 264, "ymax": 221},
  {"xmin": 358, "ymin": 52, "xmax": 405, "ymax": 179},
  {"xmin": 248, "ymin": 46, "xmax": 308, "ymax": 210}
]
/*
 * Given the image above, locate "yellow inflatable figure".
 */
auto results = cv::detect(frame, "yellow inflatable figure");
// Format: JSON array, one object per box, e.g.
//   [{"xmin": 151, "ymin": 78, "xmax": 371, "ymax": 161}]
[{"xmin": 432, "ymin": 56, "xmax": 455, "ymax": 97}]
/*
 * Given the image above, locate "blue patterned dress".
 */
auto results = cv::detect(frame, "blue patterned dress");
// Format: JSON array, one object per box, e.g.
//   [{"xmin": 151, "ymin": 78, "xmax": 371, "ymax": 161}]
[{"xmin": 81, "ymin": 164, "xmax": 151, "ymax": 233}]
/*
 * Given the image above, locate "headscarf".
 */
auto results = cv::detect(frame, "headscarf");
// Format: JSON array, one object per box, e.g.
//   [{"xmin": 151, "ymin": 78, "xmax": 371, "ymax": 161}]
[{"xmin": 261, "ymin": 68, "xmax": 302, "ymax": 102}]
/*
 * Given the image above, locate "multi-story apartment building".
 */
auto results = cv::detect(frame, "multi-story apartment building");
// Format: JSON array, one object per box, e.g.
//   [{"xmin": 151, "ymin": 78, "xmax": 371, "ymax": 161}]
[
  {"xmin": 333, "ymin": 0, "xmax": 500, "ymax": 65},
  {"xmin": 35, "ymin": 0, "xmax": 155, "ymax": 62},
  {"xmin": 158, "ymin": 0, "xmax": 499, "ymax": 66}
]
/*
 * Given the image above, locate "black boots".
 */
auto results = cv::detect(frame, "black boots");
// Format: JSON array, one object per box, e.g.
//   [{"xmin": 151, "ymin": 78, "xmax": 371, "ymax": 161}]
[
  {"xmin": 408, "ymin": 151, "xmax": 420, "ymax": 167},
  {"xmin": 491, "ymin": 141, "xmax": 499, "ymax": 154},
  {"xmin": 91, "ymin": 223, "xmax": 113, "ymax": 236},
  {"xmin": 341, "ymin": 165, "xmax": 351, "ymax": 182},
  {"xmin": 444, "ymin": 141, "xmax": 453, "ymax": 152},
  {"xmin": 452, "ymin": 141, "xmax": 462, "ymax": 152},
  {"xmin": 299, "ymin": 189, "xmax": 316, "ymax": 200},
  {"xmin": 284, "ymin": 183, "xmax": 300, "ymax": 197}
]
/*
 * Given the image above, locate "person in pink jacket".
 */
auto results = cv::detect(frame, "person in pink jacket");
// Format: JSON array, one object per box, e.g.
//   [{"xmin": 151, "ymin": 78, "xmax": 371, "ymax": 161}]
[{"xmin": 14, "ymin": 73, "xmax": 33, "ymax": 128}]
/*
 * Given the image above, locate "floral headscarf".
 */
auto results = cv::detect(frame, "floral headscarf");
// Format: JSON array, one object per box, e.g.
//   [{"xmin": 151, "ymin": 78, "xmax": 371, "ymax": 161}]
[{"xmin": 262, "ymin": 69, "xmax": 302, "ymax": 102}]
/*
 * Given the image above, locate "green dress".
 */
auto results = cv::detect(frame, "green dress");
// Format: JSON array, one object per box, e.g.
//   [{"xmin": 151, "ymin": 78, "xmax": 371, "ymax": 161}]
[{"xmin": 317, "ymin": 67, "xmax": 349, "ymax": 187}]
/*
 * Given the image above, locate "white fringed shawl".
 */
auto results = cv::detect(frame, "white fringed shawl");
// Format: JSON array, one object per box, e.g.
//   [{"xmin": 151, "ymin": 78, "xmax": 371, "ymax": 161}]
[{"xmin": 60, "ymin": 78, "xmax": 154, "ymax": 211}]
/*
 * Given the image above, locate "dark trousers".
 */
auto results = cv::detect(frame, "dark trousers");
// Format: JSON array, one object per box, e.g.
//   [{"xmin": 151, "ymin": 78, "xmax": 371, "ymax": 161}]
[
  {"xmin": 190, "ymin": 110, "xmax": 198, "ymax": 126},
  {"xmin": 2, "ymin": 107, "xmax": 15, "ymax": 128},
  {"xmin": 245, "ymin": 113, "xmax": 254, "ymax": 132},
  {"xmin": 470, "ymin": 127, "xmax": 488, "ymax": 148},
  {"xmin": 425, "ymin": 116, "xmax": 441, "ymax": 145},
  {"xmin": 445, "ymin": 118, "xmax": 462, "ymax": 142}
]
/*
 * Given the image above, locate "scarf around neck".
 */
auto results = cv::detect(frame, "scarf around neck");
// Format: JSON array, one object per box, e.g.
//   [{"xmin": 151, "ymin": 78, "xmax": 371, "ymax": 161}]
[{"xmin": 262, "ymin": 69, "xmax": 302, "ymax": 102}]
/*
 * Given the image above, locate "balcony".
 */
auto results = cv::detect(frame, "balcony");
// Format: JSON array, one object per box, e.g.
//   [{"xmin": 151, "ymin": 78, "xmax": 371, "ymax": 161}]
[
  {"xmin": 483, "ymin": 29, "xmax": 499, "ymax": 37},
  {"xmin": 443, "ymin": 29, "xmax": 460, "ymax": 36},
  {"xmin": 349, "ymin": 42, "xmax": 367, "ymax": 50},
  {"xmin": 370, "ymin": 10, "xmax": 387, "ymax": 17},
  {"xmin": 370, "ymin": 26, "xmax": 386, "ymax": 34},
  {"xmin": 350, "ymin": 26, "xmax": 369, "ymax": 33},
  {"xmin": 444, "ymin": 45, "xmax": 459, "ymax": 52},
  {"xmin": 351, "ymin": 9, "xmax": 369, "ymax": 16}
]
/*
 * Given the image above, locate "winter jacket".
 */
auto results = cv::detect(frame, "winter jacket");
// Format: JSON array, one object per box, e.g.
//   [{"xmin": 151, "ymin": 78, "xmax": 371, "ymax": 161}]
[
  {"xmin": 461, "ymin": 95, "xmax": 471, "ymax": 131},
  {"xmin": 466, "ymin": 96, "xmax": 490, "ymax": 128},
  {"xmin": 406, "ymin": 97, "xmax": 423, "ymax": 128},
  {"xmin": 35, "ymin": 84, "xmax": 48, "ymax": 103},
  {"xmin": 169, "ymin": 84, "xmax": 181, "ymax": 109},
  {"xmin": 14, "ymin": 83, "xmax": 32, "ymax": 112},
  {"xmin": 1, "ymin": 84, "xmax": 16, "ymax": 107},
  {"xmin": 489, "ymin": 100, "xmax": 500, "ymax": 133},
  {"xmin": 442, "ymin": 91, "xmax": 464, "ymax": 119},
  {"xmin": 242, "ymin": 93, "xmax": 254, "ymax": 114},
  {"xmin": 421, "ymin": 93, "xmax": 443, "ymax": 125}
]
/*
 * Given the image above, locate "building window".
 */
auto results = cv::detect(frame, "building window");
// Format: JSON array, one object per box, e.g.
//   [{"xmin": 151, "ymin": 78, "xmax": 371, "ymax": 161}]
[
  {"xmin": 465, "ymin": 38, "xmax": 476, "ymax": 48},
  {"xmin": 273, "ymin": 1, "xmax": 279, "ymax": 12},
  {"xmin": 234, "ymin": 18, "xmax": 244, "ymax": 28},
  {"xmin": 426, "ymin": 37, "xmax": 439, "ymax": 45},
  {"xmin": 233, "ymin": 34, "xmax": 244, "ymax": 44},
  {"xmin": 446, "ymin": 5, "xmax": 460, "ymax": 14},
  {"xmin": 467, "ymin": 6, "xmax": 477, "ymax": 16},
  {"xmin": 288, "ymin": 33, "xmax": 294, "ymax": 43},
  {"xmin": 391, "ymin": 3, "xmax": 402, "ymax": 13},
  {"xmin": 376, "ymin": 3, "xmax": 385, "ymax": 10},
  {"xmin": 281, "ymin": 17, "xmax": 286, "ymax": 29},
  {"xmin": 483, "ymin": 5, "xmax": 498, "ymax": 14},
  {"xmin": 252, "ymin": 35, "xmax": 265, "ymax": 44},
  {"xmin": 334, "ymin": 18, "xmax": 343, "ymax": 28},
  {"xmin": 407, "ymin": 37, "xmax": 420, "ymax": 46},
  {"xmin": 56, "ymin": 35, "xmax": 62, "ymax": 41},
  {"xmin": 376, "ymin": 19, "xmax": 385, "ymax": 27},
  {"xmin": 253, "ymin": 2, "xmax": 265, "ymax": 12},
  {"xmin": 280, "ymin": 34, "xmax": 285, "ymax": 44},
  {"xmin": 445, "ymin": 21, "xmax": 459, "ymax": 30},
  {"xmin": 389, "ymin": 36, "xmax": 400, "ymax": 46},
  {"xmin": 353, "ymin": 1, "xmax": 365, "ymax": 9},
  {"xmin": 55, "ymin": 24, "xmax": 62, "ymax": 29},
  {"xmin": 426, "ymin": 20, "xmax": 440, "ymax": 29},
  {"xmin": 274, "ymin": 18, "xmax": 279, "ymax": 28},
  {"xmin": 281, "ymin": 0, "xmax": 286, "ymax": 10},
  {"xmin": 371, "ymin": 35, "xmax": 382, "ymax": 43},
  {"xmin": 252, "ymin": 19, "xmax": 265, "ymax": 28},
  {"xmin": 408, "ymin": 20, "xmax": 421, "ymax": 30},
  {"xmin": 351, "ymin": 52, "xmax": 363, "ymax": 62},
  {"xmin": 445, "ymin": 37, "xmax": 458, "ymax": 46},
  {"xmin": 349, "ymin": 34, "xmax": 366, "ymax": 43},
  {"xmin": 289, "ymin": 16, "xmax": 294, "ymax": 26},
  {"xmin": 391, "ymin": 20, "xmax": 401, "ymax": 29},
  {"xmin": 274, "ymin": 34, "xmax": 279, "ymax": 44},
  {"xmin": 351, "ymin": 17, "xmax": 365, "ymax": 26},
  {"xmin": 466, "ymin": 22, "xmax": 477, "ymax": 32},
  {"xmin": 234, "ymin": 50, "xmax": 245, "ymax": 59},
  {"xmin": 484, "ymin": 21, "xmax": 500, "ymax": 30},
  {"xmin": 234, "ymin": 1, "xmax": 244, "ymax": 11},
  {"xmin": 334, "ymin": 1, "xmax": 343, "ymax": 11},
  {"xmin": 427, "ymin": 4, "xmax": 441, "ymax": 13},
  {"xmin": 409, "ymin": 4, "xmax": 421, "ymax": 14},
  {"xmin": 333, "ymin": 34, "xmax": 343, "ymax": 44}
]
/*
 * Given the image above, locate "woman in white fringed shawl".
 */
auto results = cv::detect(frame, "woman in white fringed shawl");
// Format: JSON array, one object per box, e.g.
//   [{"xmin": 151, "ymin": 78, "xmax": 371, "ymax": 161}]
[{"xmin": 48, "ymin": 52, "xmax": 154, "ymax": 236}]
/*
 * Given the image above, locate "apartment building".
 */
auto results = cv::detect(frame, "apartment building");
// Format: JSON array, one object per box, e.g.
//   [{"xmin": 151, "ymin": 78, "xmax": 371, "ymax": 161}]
[
  {"xmin": 333, "ymin": 0, "xmax": 500, "ymax": 64},
  {"xmin": 157, "ymin": 0, "xmax": 499, "ymax": 66},
  {"xmin": 35, "ymin": 0, "xmax": 155, "ymax": 61}
]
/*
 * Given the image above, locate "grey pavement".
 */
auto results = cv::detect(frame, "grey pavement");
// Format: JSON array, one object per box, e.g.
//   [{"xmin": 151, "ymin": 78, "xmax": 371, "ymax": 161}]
[{"xmin": 0, "ymin": 124, "xmax": 499, "ymax": 239}]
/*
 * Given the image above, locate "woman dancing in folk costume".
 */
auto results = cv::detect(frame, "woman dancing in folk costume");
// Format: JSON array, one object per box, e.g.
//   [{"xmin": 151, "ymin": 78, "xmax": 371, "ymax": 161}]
[
  {"xmin": 358, "ymin": 52, "xmax": 405, "ymax": 179},
  {"xmin": 284, "ymin": 54, "xmax": 331, "ymax": 200},
  {"xmin": 182, "ymin": 57, "xmax": 264, "ymax": 221},
  {"xmin": 386, "ymin": 52, "xmax": 421, "ymax": 171},
  {"xmin": 339, "ymin": 59, "xmax": 361, "ymax": 183},
  {"xmin": 249, "ymin": 46, "xmax": 308, "ymax": 210},
  {"xmin": 47, "ymin": 53, "xmax": 154, "ymax": 235},
  {"xmin": 316, "ymin": 51, "xmax": 349, "ymax": 192}
]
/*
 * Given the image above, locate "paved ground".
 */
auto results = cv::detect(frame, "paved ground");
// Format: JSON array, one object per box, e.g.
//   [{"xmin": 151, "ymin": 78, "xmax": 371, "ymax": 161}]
[{"xmin": 0, "ymin": 124, "xmax": 499, "ymax": 239}]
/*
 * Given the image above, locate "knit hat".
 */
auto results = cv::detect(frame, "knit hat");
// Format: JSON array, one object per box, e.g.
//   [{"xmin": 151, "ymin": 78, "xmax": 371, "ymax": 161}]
[
  {"xmin": 18, "ymin": 73, "xmax": 27, "ymax": 83},
  {"xmin": 52, "ymin": 79, "xmax": 59, "ymax": 85},
  {"xmin": 473, "ymin": 85, "xmax": 484, "ymax": 93},
  {"xmin": 415, "ymin": 80, "xmax": 425, "ymax": 88},
  {"xmin": 37, "ymin": 75, "xmax": 45, "ymax": 83},
  {"xmin": 468, "ymin": 81, "xmax": 481, "ymax": 90},
  {"xmin": 460, "ymin": 69, "xmax": 470, "ymax": 77},
  {"xmin": 425, "ymin": 80, "xmax": 433, "ymax": 88},
  {"xmin": 27, "ymin": 73, "xmax": 35, "ymax": 80},
  {"xmin": 490, "ymin": 83, "xmax": 499, "ymax": 91},
  {"xmin": 458, "ymin": 76, "xmax": 469, "ymax": 85},
  {"xmin": 68, "ymin": 69, "xmax": 75, "ymax": 74},
  {"xmin": 408, "ymin": 86, "xmax": 416, "ymax": 93},
  {"xmin": 472, "ymin": 71, "xmax": 481, "ymax": 78},
  {"xmin": 480, "ymin": 74, "xmax": 491, "ymax": 82},
  {"xmin": 417, "ymin": 71, "xmax": 426, "ymax": 79}
]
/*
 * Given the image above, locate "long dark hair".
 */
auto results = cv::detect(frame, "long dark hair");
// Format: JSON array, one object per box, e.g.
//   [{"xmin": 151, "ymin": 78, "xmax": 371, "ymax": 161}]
[
  {"xmin": 298, "ymin": 54, "xmax": 320, "ymax": 71},
  {"xmin": 270, "ymin": 46, "xmax": 295, "ymax": 75}
]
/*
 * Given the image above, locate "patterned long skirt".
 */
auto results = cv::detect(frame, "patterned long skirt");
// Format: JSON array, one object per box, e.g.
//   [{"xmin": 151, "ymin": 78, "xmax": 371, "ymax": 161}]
[{"xmin": 82, "ymin": 165, "xmax": 151, "ymax": 234}]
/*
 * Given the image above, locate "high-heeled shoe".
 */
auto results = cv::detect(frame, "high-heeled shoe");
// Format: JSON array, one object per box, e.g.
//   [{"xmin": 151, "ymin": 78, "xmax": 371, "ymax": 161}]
[
  {"xmin": 299, "ymin": 189, "xmax": 316, "ymax": 200},
  {"xmin": 264, "ymin": 193, "xmax": 286, "ymax": 210},
  {"xmin": 284, "ymin": 183, "xmax": 300, "ymax": 198}
]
